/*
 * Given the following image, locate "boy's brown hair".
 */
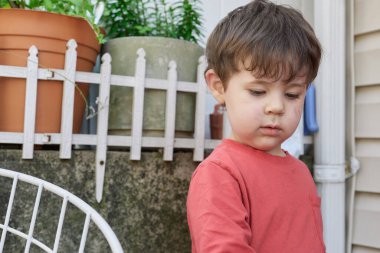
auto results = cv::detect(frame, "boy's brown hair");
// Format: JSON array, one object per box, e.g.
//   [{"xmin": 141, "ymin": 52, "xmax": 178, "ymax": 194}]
[{"xmin": 205, "ymin": 0, "xmax": 322, "ymax": 86}]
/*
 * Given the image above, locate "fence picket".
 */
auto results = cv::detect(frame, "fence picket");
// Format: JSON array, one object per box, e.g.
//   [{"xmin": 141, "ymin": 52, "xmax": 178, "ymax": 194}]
[
  {"xmin": 163, "ymin": 61, "xmax": 178, "ymax": 161},
  {"xmin": 22, "ymin": 46, "xmax": 39, "ymax": 159},
  {"xmin": 193, "ymin": 56, "xmax": 207, "ymax": 161},
  {"xmin": 130, "ymin": 49, "xmax": 146, "ymax": 160},
  {"xmin": 60, "ymin": 39, "xmax": 77, "ymax": 159},
  {"xmin": 95, "ymin": 53, "xmax": 112, "ymax": 202}
]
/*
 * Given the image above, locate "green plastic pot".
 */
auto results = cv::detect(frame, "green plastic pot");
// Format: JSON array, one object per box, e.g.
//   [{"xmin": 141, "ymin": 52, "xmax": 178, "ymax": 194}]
[{"xmin": 103, "ymin": 36, "xmax": 204, "ymax": 137}]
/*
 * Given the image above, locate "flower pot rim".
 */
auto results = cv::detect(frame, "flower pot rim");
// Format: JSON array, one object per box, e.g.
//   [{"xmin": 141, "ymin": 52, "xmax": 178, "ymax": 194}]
[
  {"xmin": 0, "ymin": 8, "xmax": 90, "ymax": 23},
  {"xmin": 0, "ymin": 8, "xmax": 99, "ymax": 49},
  {"xmin": 107, "ymin": 36, "xmax": 204, "ymax": 48}
]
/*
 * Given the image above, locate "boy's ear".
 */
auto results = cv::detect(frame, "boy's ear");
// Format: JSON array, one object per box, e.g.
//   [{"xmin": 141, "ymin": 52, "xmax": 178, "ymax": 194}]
[{"xmin": 205, "ymin": 69, "xmax": 225, "ymax": 104}]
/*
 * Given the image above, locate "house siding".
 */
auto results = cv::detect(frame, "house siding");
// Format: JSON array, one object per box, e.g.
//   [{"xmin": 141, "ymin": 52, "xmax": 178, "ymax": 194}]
[{"xmin": 351, "ymin": 0, "xmax": 380, "ymax": 252}]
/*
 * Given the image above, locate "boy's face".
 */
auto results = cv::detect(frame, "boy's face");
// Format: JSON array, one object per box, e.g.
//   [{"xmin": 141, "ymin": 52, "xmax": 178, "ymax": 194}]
[{"xmin": 206, "ymin": 69, "xmax": 307, "ymax": 156}]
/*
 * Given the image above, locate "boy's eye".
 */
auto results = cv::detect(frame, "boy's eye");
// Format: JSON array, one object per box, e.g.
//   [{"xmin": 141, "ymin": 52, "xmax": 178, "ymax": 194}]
[
  {"xmin": 285, "ymin": 93, "xmax": 300, "ymax": 99},
  {"xmin": 249, "ymin": 90, "xmax": 266, "ymax": 96}
]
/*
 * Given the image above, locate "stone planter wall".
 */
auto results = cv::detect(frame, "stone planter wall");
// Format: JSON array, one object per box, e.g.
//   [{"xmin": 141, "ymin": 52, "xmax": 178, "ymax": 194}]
[{"xmin": 0, "ymin": 149, "xmax": 197, "ymax": 253}]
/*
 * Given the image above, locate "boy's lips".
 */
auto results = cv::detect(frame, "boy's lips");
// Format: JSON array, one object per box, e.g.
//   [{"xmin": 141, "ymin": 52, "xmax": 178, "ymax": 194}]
[{"xmin": 260, "ymin": 125, "xmax": 282, "ymax": 136}]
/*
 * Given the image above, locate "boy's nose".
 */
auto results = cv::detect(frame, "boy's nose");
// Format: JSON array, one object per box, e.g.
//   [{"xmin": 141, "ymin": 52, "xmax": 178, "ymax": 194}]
[{"xmin": 264, "ymin": 98, "xmax": 285, "ymax": 115}]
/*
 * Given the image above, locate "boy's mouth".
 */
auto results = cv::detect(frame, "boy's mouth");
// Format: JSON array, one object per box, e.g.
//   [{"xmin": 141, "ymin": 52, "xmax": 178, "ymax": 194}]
[{"xmin": 260, "ymin": 125, "xmax": 282, "ymax": 136}]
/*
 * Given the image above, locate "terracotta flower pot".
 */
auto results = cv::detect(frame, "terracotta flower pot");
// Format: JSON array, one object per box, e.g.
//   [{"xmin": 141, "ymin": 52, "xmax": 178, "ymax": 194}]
[{"xmin": 0, "ymin": 9, "xmax": 100, "ymax": 133}]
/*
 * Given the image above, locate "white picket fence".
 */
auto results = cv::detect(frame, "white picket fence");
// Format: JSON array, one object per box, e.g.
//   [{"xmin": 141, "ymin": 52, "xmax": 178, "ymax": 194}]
[{"xmin": 0, "ymin": 39, "xmax": 221, "ymax": 201}]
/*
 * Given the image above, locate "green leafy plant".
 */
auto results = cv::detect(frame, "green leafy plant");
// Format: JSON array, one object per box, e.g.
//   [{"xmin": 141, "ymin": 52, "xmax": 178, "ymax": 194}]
[
  {"xmin": 0, "ymin": 0, "xmax": 105, "ymax": 43},
  {"xmin": 100, "ymin": 0, "xmax": 204, "ymax": 44}
]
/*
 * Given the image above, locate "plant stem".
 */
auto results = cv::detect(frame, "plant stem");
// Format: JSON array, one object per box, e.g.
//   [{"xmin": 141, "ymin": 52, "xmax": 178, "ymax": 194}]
[{"xmin": 8, "ymin": 0, "xmax": 21, "ymax": 8}]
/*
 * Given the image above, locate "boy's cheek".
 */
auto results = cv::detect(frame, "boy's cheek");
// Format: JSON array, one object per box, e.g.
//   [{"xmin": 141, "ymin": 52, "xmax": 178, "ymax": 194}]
[
  {"xmin": 295, "ymin": 98, "xmax": 306, "ymax": 115},
  {"xmin": 294, "ymin": 107, "xmax": 304, "ymax": 118}
]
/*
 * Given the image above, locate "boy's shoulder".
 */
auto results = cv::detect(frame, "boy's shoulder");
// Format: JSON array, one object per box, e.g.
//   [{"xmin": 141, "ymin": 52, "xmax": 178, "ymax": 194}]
[
  {"xmin": 192, "ymin": 139, "xmax": 263, "ymax": 181},
  {"xmin": 190, "ymin": 141, "xmax": 244, "ymax": 187},
  {"xmin": 199, "ymin": 139, "xmax": 247, "ymax": 169},
  {"xmin": 192, "ymin": 140, "xmax": 238, "ymax": 171}
]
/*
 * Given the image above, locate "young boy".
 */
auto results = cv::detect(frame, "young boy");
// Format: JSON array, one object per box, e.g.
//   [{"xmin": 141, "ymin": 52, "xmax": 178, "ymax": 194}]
[{"xmin": 187, "ymin": 0, "xmax": 325, "ymax": 252}]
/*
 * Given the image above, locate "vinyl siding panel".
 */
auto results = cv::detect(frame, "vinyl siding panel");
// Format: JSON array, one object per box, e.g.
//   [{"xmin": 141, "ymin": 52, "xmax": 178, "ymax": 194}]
[
  {"xmin": 354, "ymin": 31, "xmax": 380, "ymax": 86},
  {"xmin": 355, "ymin": 45, "xmax": 380, "ymax": 86},
  {"xmin": 352, "ymin": 0, "xmax": 380, "ymax": 251},
  {"xmin": 355, "ymin": 32, "xmax": 380, "ymax": 53},
  {"xmin": 352, "ymin": 193, "xmax": 380, "ymax": 248},
  {"xmin": 354, "ymin": 0, "xmax": 380, "ymax": 35},
  {"xmin": 355, "ymin": 105, "xmax": 380, "ymax": 138},
  {"xmin": 353, "ymin": 245, "xmax": 380, "ymax": 253},
  {"xmin": 356, "ymin": 139, "xmax": 380, "ymax": 157},
  {"xmin": 355, "ymin": 157, "xmax": 380, "ymax": 193}
]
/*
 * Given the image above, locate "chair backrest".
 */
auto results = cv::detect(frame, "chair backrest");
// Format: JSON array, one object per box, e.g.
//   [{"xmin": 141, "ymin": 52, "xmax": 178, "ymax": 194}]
[{"xmin": 0, "ymin": 168, "xmax": 124, "ymax": 253}]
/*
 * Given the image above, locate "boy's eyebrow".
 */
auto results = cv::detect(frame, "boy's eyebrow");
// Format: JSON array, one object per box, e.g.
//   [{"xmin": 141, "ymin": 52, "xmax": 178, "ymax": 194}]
[
  {"xmin": 249, "ymin": 79, "xmax": 307, "ymax": 87},
  {"xmin": 249, "ymin": 79, "xmax": 271, "ymax": 85},
  {"xmin": 287, "ymin": 82, "xmax": 307, "ymax": 87}
]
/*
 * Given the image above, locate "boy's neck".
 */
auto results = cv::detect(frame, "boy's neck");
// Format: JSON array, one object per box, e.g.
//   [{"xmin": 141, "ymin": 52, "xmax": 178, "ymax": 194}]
[
  {"xmin": 226, "ymin": 137, "xmax": 286, "ymax": 157},
  {"xmin": 265, "ymin": 148, "xmax": 286, "ymax": 157}
]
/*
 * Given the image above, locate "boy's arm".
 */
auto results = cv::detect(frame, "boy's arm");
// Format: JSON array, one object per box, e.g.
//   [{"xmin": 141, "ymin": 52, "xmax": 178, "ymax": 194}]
[{"xmin": 187, "ymin": 162, "xmax": 256, "ymax": 253}]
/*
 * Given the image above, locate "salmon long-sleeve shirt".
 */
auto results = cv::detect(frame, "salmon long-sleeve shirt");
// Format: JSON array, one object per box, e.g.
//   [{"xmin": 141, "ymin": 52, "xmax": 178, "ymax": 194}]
[{"xmin": 187, "ymin": 139, "xmax": 325, "ymax": 253}]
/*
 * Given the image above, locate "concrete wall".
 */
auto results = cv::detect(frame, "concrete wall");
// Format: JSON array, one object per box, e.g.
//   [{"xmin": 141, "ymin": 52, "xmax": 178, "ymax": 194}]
[{"xmin": 0, "ymin": 148, "xmax": 198, "ymax": 253}]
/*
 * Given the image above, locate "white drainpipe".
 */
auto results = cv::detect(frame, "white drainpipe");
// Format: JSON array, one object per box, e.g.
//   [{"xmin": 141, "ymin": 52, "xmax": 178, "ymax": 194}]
[{"xmin": 314, "ymin": 1, "xmax": 346, "ymax": 253}]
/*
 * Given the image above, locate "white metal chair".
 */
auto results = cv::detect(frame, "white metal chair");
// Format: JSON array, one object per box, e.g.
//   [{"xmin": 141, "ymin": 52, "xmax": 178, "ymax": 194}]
[{"xmin": 0, "ymin": 168, "xmax": 124, "ymax": 253}]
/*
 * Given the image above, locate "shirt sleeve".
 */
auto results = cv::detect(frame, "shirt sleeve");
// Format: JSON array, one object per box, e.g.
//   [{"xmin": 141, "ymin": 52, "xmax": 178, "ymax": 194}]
[{"xmin": 187, "ymin": 161, "xmax": 256, "ymax": 253}]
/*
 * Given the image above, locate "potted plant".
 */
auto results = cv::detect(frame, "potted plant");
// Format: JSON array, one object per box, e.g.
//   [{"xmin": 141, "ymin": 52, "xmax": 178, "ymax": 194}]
[
  {"xmin": 100, "ymin": 0, "xmax": 204, "ymax": 137},
  {"xmin": 0, "ymin": 0, "xmax": 104, "ymax": 133}
]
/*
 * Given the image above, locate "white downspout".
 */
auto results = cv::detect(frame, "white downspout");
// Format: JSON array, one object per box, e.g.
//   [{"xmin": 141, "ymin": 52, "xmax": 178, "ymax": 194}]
[{"xmin": 314, "ymin": 1, "xmax": 346, "ymax": 253}]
